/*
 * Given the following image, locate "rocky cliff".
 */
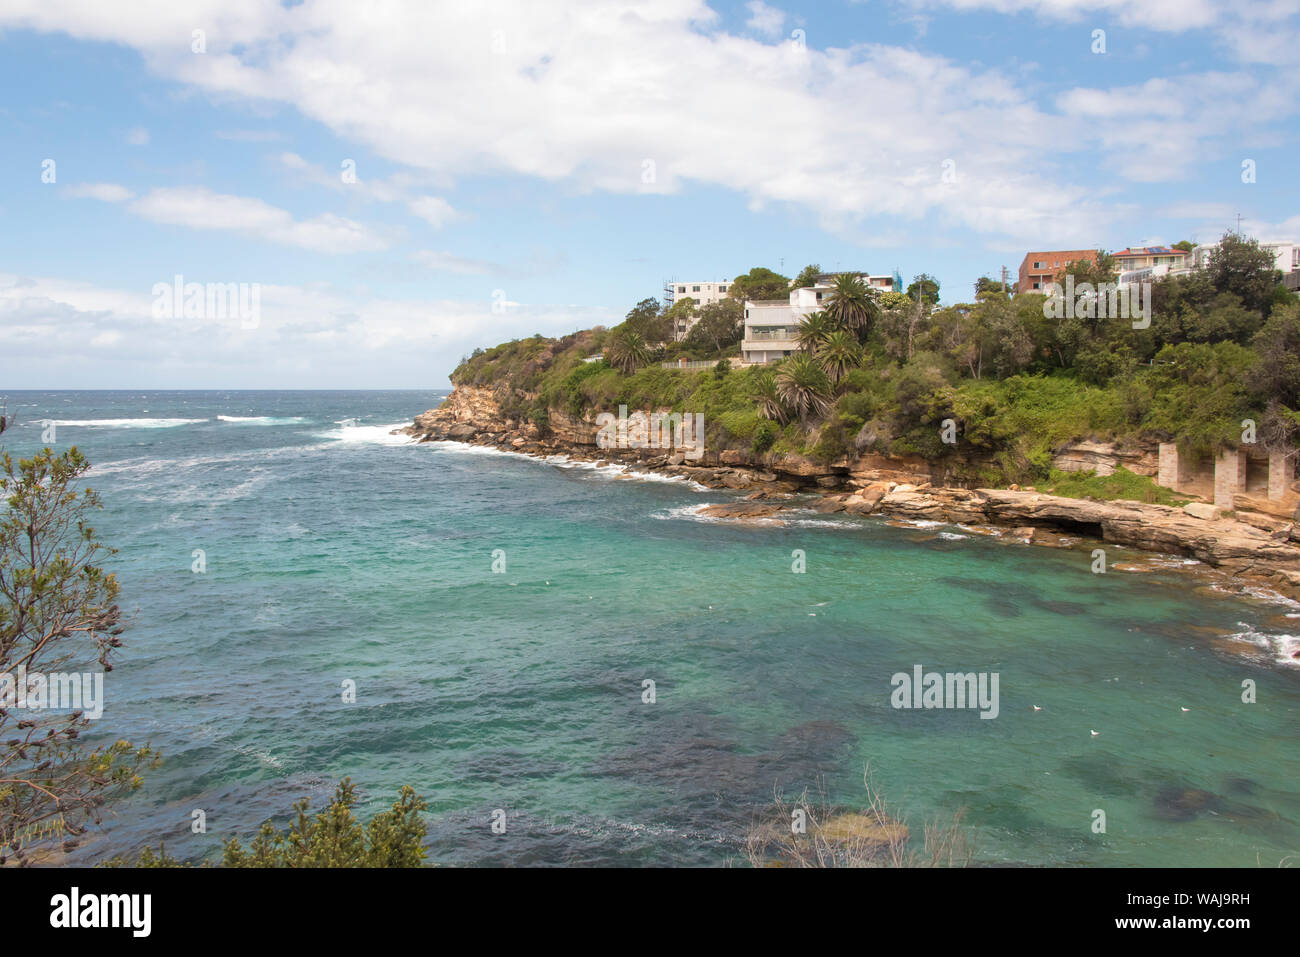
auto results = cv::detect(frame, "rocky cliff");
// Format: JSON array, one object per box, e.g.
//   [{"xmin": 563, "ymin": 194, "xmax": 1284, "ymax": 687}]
[{"xmin": 407, "ymin": 386, "xmax": 1300, "ymax": 602}]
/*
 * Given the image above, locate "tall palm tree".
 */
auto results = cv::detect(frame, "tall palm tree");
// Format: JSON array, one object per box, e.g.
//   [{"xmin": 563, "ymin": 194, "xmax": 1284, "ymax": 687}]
[
  {"xmin": 604, "ymin": 328, "xmax": 652, "ymax": 374},
  {"xmin": 775, "ymin": 354, "xmax": 833, "ymax": 425},
  {"xmin": 816, "ymin": 329, "xmax": 862, "ymax": 386},
  {"xmin": 795, "ymin": 310, "xmax": 832, "ymax": 353},
  {"xmin": 824, "ymin": 273, "xmax": 879, "ymax": 341},
  {"xmin": 752, "ymin": 372, "xmax": 789, "ymax": 424}
]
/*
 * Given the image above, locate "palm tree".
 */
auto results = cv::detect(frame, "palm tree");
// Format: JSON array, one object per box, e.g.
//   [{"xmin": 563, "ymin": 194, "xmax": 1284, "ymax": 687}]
[
  {"xmin": 604, "ymin": 328, "xmax": 652, "ymax": 374},
  {"xmin": 824, "ymin": 273, "xmax": 879, "ymax": 341},
  {"xmin": 775, "ymin": 354, "xmax": 833, "ymax": 424},
  {"xmin": 816, "ymin": 329, "xmax": 862, "ymax": 386},
  {"xmin": 752, "ymin": 373, "xmax": 789, "ymax": 424},
  {"xmin": 795, "ymin": 310, "xmax": 832, "ymax": 353}
]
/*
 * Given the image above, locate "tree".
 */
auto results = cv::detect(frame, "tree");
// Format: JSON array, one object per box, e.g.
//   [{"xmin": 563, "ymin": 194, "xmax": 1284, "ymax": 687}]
[
  {"xmin": 817, "ymin": 329, "xmax": 862, "ymax": 386},
  {"xmin": 1250, "ymin": 302, "xmax": 1300, "ymax": 407},
  {"xmin": 823, "ymin": 274, "xmax": 879, "ymax": 341},
  {"xmin": 974, "ymin": 276, "xmax": 1007, "ymax": 299},
  {"xmin": 1, "ymin": 447, "xmax": 156, "ymax": 865},
  {"xmin": 795, "ymin": 311, "xmax": 833, "ymax": 353},
  {"xmin": 792, "ymin": 264, "xmax": 822, "ymax": 289},
  {"xmin": 1172, "ymin": 240, "xmax": 1195, "ymax": 252},
  {"xmin": 1054, "ymin": 252, "xmax": 1116, "ymax": 288},
  {"xmin": 604, "ymin": 327, "xmax": 652, "ymax": 374},
  {"xmin": 775, "ymin": 354, "xmax": 834, "ymax": 424},
  {"xmin": 221, "ymin": 779, "xmax": 426, "ymax": 868},
  {"xmin": 906, "ymin": 274, "xmax": 940, "ymax": 307},
  {"xmin": 1209, "ymin": 232, "xmax": 1278, "ymax": 316},
  {"xmin": 623, "ymin": 297, "xmax": 671, "ymax": 344},
  {"xmin": 683, "ymin": 299, "xmax": 743, "ymax": 353},
  {"xmin": 728, "ymin": 267, "xmax": 791, "ymax": 302},
  {"xmin": 752, "ymin": 373, "xmax": 789, "ymax": 425},
  {"xmin": 663, "ymin": 296, "xmax": 697, "ymax": 341}
]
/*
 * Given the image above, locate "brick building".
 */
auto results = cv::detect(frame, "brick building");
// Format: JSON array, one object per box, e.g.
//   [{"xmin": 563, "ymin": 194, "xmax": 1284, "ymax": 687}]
[{"xmin": 1017, "ymin": 249, "xmax": 1099, "ymax": 292}]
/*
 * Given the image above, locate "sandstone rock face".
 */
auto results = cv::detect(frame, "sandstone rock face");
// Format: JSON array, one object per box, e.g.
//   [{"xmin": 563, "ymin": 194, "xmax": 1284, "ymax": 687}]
[
  {"xmin": 697, "ymin": 502, "xmax": 789, "ymax": 520},
  {"xmin": 1183, "ymin": 502, "xmax": 1222, "ymax": 521},
  {"xmin": 1051, "ymin": 440, "xmax": 1158, "ymax": 477}
]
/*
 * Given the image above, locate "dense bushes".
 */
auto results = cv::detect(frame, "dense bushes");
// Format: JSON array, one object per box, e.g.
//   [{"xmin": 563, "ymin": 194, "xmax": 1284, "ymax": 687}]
[{"xmin": 450, "ymin": 242, "xmax": 1300, "ymax": 488}]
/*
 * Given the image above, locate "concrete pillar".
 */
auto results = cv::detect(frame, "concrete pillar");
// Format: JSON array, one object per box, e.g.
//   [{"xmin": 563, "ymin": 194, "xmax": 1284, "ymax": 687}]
[
  {"xmin": 1268, "ymin": 452, "xmax": 1289, "ymax": 501},
  {"xmin": 1157, "ymin": 443, "xmax": 1180, "ymax": 489},
  {"xmin": 1214, "ymin": 450, "xmax": 1244, "ymax": 509}
]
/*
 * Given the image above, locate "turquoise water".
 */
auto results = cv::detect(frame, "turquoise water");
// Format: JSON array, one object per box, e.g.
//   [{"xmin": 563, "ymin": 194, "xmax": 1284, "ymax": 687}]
[{"xmin": 4, "ymin": 390, "xmax": 1299, "ymax": 867}]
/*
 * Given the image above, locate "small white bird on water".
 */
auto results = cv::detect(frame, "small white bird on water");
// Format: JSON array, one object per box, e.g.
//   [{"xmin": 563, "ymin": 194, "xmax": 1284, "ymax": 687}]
[
  {"xmin": 1181, "ymin": 707, "xmax": 1190, "ymax": 712},
  {"xmin": 1032, "ymin": 705, "xmax": 1043, "ymax": 711},
  {"xmin": 1090, "ymin": 730, "xmax": 1100, "ymax": 737}
]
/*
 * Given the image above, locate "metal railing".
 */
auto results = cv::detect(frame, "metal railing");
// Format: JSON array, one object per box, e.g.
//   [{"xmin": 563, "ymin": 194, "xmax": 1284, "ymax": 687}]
[{"xmin": 660, "ymin": 359, "xmax": 722, "ymax": 370}]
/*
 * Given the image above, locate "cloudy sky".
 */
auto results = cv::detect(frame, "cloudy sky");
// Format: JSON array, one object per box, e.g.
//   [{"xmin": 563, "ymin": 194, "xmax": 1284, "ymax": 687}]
[{"xmin": 1, "ymin": 0, "xmax": 1297, "ymax": 388}]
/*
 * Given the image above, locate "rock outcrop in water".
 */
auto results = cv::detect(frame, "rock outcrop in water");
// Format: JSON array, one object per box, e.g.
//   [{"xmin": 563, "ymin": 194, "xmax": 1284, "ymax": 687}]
[{"xmin": 407, "ymin": 386, "xmax": 1300, "ymax": 600}]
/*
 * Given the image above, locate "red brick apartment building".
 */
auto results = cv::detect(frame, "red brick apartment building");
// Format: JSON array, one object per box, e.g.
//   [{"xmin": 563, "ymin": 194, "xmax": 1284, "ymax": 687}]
[{"xmin": 1017, "ymin": 249, "xmax": 1099, "ymax": 292}]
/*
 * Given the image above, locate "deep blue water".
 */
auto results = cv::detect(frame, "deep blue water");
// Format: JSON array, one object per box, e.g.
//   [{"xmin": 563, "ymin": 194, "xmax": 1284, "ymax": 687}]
[{"xmin": 3, "ymin": 390, "xmax": 1299, "ymax": 867}]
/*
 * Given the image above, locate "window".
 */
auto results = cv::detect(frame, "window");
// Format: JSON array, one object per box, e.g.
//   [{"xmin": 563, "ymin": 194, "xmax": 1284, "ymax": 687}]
[
  {"xmin": 719, "ymin": 285, "xmax": 727, "ymax": 292},
  {"xmin": 816, "ymin": 292, "xmax": 823, "ymax": 299},
  {"xmin": 1293, "ymin": 248, "xmax": 1299, "ymax": 269},
  {"xmin": 677, "ymin": 286, "xmax": 685, "ymax": 293},
  {"xmin": 1033, "ymin": 261, "xmax": 1044, "ymax": 269},
  {"xmin": 1032, "ymin": 282, "xmax": 1040, "ymax": 289},
  {"xmin": 692, "ymin": 285, "xmax": 700, "ymax": 292}
]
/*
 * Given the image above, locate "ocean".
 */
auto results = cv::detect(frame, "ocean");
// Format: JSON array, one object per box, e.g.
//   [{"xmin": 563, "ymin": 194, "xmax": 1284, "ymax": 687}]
[{"xmin": 3, "ymin": 390, "xmax": 1299, "ymax": 867}]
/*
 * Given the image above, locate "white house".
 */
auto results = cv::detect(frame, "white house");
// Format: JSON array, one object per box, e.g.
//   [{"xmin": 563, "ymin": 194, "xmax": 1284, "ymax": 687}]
[
  {"xmin": 663, "ymin": 279, "xmax": 734, "ymax": 340},
  {"xmin": 1190, "ymin": 240, "xmax": 1300, "ymax": 275},
  {"xmin": 740, "ymin": 272, "xmax": 895, "ymax": 365}
]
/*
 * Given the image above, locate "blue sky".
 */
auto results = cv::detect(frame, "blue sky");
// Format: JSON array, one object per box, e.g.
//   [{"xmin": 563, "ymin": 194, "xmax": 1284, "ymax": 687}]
[{"xmin": 1, "ymin": 0, "xmax": 1297, "ymax": 388}]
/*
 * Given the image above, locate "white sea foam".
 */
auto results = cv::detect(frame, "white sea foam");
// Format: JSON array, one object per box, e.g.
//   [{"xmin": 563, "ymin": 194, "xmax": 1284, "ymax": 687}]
[
  {"xmin": 43, "ymin": 417, "xmax": 207, "ymax": 428},
  {"xmin": 217, "ymin": 415, "xmax": 308, "ymax": 425},
  {"xmin": 1225, "ymin": 623, "xmax": 1300, "ymax": 668},
  {"xmin": 427, "ymin": 440, "xmax": 709, "ymax": 489},
  {"xmin": 88, "ymin": 443, "xmax": 331, "ymax": 477},
  {"xmin": 318, "ymin": 422, "xmax": 415, "ymax": 445},
  {"xmin": 651, "ymin": 503, "xmax": 721, "ymax": 522}
]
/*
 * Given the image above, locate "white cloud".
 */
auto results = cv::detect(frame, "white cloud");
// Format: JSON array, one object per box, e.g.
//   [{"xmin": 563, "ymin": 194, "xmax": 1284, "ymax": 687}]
[
  {"xmin": 411, "ymin": 250, "xmax": 494, "ymax": 274},
  {"xmin": 63, "ymin": 182, "xmax": 133, "ymax": 202},
  {"xmin": 125, "ymin": 126, "xmax": 149, "ymax": 145},
  {"xmin": 407, "ymin": 196, "xmax": 460, "ymax": 229},
  {"xmin": 1056, "ymin": 72, "xmax": 1292, "ymax": 181},
  {"xmin": 0, "ymin": 272, "xmax": 615, "ymax": 388},
  {"xmin": 0, "ymin": 0, "xmax": 1292, "ymax": 249},
  {"xmin": 745, "ymin": 1, "xmax": 785, "ymax": 37},
  {"xmin": 127, "ymin": 186, "xmax": 387, "ymax": 253},
  {"xmin": 277, "ymin": 152, "xmax": 460, "ymax": 229}
]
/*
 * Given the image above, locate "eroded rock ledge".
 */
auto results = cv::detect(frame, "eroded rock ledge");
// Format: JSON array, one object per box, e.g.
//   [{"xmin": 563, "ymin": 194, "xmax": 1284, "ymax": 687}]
[{"xmin": 406, "ymin": 388, "xmax": 1300, "ymax": 601}]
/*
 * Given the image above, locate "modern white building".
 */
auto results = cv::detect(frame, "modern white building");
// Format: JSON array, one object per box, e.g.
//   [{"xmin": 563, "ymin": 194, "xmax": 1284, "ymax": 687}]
[
  {"xmin": 663, "ymin": 279, "xmax": 734, "ymax": 340},
  {"xmin": 1190, "ymin": 240, "xmax": 1300, "ymax": 275},
  {"xmin": 1262, "ymin": 241, "xmax": 1300, "ymax": 275},
  {"xmin": 740, "ymin": 272, "xmax": 896, "ymax": 365}
]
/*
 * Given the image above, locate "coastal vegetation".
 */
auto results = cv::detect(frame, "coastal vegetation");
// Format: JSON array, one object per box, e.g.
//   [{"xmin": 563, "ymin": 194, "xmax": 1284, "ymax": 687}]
[
  {"xmin": 745, "ymin": 773, "xmax": 974, "ymax": 868},
  {"xmin": 0, "ymin": 446, "xmax": 157, "ymax": 866},
  {"xmin": 103, "ymin": 779, "xmax": 428, "ymax": 868},
  {"xmin": 452, "ymin": 234, "xmax": 1300, "ymax": 494}
]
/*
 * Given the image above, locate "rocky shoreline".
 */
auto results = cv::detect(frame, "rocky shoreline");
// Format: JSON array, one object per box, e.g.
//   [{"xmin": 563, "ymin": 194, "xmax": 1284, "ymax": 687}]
[{"xmin": 405, "ymin": 387, "xmax": 1300, "ymax": 612}]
